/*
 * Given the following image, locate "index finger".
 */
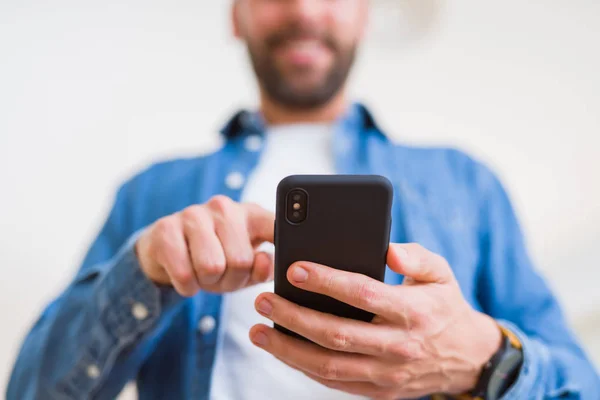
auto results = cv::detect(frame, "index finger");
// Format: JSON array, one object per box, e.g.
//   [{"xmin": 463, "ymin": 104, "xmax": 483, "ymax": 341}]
[
  {"xmin": 286, "ymin": 261, "xmax": 407, "ymax": 320},
  {"xmin": 243, "ymin": 203, "xmax": 275, "ymax": 245}
]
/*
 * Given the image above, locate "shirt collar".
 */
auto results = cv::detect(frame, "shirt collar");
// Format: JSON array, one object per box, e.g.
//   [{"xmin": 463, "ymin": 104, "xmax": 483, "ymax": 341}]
[{"xmin": 219, "ymin": 102, "xmax": 383, "ymax": 139}]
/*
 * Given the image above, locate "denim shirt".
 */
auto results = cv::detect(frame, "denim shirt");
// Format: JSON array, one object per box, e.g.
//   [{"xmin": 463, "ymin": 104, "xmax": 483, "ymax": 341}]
[{"xmin": 8, "ymin": 104, "xmax": 599, "ymax": 400}]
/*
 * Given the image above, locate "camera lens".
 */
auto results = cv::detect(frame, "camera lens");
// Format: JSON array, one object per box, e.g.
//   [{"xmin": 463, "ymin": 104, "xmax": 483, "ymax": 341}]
[{"xmin": 287, "ymin": 188, "xmax": 308, "ymax": 224}]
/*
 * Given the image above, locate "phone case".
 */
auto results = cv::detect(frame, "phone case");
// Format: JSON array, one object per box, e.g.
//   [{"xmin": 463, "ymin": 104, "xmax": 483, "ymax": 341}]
[{"xmin": 274, "ymin": 175, "xmax": 393, "ymax": 339}]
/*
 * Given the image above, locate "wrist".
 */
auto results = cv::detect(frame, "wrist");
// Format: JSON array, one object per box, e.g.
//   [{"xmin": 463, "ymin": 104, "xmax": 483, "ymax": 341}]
[
  {"xmin": 470, "ymin": 323, "xmax": 524, "ymax": 400},
  {"xmin": 467, "ymin": 312, "xmax": 503, "ymax": 388},
  {"xmin": 476, "ymin": 313, "xmax": 503, "ymax": 366}
]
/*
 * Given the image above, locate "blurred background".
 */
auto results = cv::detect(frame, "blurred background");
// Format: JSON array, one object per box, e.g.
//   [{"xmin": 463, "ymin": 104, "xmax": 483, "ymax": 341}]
[{"xmin": 1, "ymin": 0, "xmax": 599, "ymax": 397}]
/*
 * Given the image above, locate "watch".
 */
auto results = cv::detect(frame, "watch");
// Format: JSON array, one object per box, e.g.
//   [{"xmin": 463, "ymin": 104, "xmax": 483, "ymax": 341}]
[{"xmin": 469, "ymin": 325, "xmax": 524, "ymax": 400}]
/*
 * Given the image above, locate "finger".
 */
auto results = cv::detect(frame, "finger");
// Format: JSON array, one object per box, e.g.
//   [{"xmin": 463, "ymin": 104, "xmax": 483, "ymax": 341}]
[
  {"xmin": 286, "ymin": 261, "xmax": 406, "ymax": 319},
  {"xmin": 272, "ymin": 355, "xmax": 385, "ymax": 398},
  {"xmin": 302, "ymin": 372, "xmax": 385, "ymax": 398},
  {"xmin": 247, "ymin": 251, "xmax": 274, "ymax": 286},
  {"xmin": 278, "ymin": 355, "xmax": 424, "ymax": 398},
  {"xmin": 255, "ymin": 293, "xmax": 407, "ymax": 357},
  {"xmin": 208, "ymin": 197, "xmax": 255, "ymax": 291},
  {"xmin": 387, "ymin": 243, "xmax": 454, "ymax": 284},
  {"xmin": 243, "ymin": 203, "xmax": 275, "ymax": 246},
  {"xmin": 153, "ymin": 217, "xmax": 199, "ymax": 297},
  {"xmin": 249, "ymin": 324, "xmax": 376, "ymax": 383},
  {"xmin": 182, "ymin": 206, "xmax": 226, "ymax": 285}
]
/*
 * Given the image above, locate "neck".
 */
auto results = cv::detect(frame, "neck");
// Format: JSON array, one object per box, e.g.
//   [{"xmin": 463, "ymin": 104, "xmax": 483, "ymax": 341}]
[{"xmin": 259, "ymin": 90, "xmax": 348, "ymax": 125}]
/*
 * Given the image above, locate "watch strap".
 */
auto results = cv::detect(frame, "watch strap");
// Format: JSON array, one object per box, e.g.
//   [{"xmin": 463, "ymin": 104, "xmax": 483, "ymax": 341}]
[{"xmin": 431, "ymin": 324, "xmax": 523, "ymax": 400}]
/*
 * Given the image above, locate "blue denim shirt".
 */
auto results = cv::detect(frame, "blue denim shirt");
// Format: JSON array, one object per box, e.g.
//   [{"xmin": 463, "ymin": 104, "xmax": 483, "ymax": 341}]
[{"xmin": 8, "ymin": 104, "xmax": 599, "ymax": 399}]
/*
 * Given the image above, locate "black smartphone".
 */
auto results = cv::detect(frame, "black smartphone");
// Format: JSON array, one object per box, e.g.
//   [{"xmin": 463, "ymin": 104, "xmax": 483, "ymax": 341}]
[{"xmin": 274, "ymin": 175, "xmax": 393, "ymax": 339}]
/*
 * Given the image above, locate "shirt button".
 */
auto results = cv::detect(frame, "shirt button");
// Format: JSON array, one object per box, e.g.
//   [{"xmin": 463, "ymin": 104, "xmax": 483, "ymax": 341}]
[
  {"xmin": 197, "ymin": 315, "xmax": 216, "ymax": 335},
  {"xmin": 131, "ymin": 302, "xmax": 149, "ymax": 321},
  {"xmin": 86, "ymin": 364, "xmax": 101, "ymax": 379},
  {"xmin": 244, "ymin": 135, "xmax": 263, "ymax": 152},
  {"xmin": 225, "ymin": 172, "xmax": 245, "ymax": 190}
]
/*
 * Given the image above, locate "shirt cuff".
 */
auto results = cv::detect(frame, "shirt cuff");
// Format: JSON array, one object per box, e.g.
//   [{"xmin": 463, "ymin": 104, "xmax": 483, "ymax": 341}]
[
  {"xmin": 97, "ymin": 230, "xmax": 183, "ymax": 338},
  {"xmin": 57, "ymin": 231, "xmax": 184, "ymax": 397}
]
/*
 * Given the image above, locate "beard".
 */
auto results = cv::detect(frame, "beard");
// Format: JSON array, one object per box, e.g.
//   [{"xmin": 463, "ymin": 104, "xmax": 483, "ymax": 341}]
[{"xmin": 245, "ymin": 22, "xmax": 358, "ymax": 110}]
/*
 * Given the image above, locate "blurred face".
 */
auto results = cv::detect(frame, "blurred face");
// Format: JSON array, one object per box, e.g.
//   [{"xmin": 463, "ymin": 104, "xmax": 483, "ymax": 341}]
[{"xmin": 233, "ymin": 0, "xmax": 368, "ymax": 109}]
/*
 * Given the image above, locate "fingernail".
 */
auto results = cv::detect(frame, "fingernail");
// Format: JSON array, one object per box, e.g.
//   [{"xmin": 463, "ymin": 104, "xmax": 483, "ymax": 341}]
[
  {"xmin": 290, "ymin": 265, "xmax": 308, "ymax": 283},
  {"xmin": 252, "ymin": 331, "xmax": 269, "ymax": 346},
  {"xmin": 256, "ymin": 298, "xmax": 273, "ymax": 316}
]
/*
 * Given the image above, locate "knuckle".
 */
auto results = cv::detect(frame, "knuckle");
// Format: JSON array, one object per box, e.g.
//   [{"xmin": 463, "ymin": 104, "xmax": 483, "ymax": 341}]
[
  {"xmin": 207, "ymin": 195, "xmax": 234, "ymax": 214},
  {"xmin": 151, "ymin": 219, "xmax": 180, "ymax": 257},
  {"xmin": 386, "ymin": 342, "xmax": 407, "ymax": 358},
  {"xmin": 356, "ymin": 280, "xmax": 379, "ymax": 308},
  {"xmin": 171, "ymin": 267, "xmax": 195, "ymax": 286},
  {"xmin": 413, "ymin": 312, "xmax": 431, "ymax": 328},
  {"xmin": 432, "ymin": 254, "xmax": 452, "ymax": 278},
  {"xmin": 181, "ymin": 205, "xmax": 208, "ymax": 223},
  {"xmin": 370, "ymin": 337, "xmax": 389, "ymax": 356},
  {"xmin": 226, "ymin": 252, "xmax": 254, "ymax": 269},
  {"xmin": 324, "ymin": 328, "xmax": 351, "ymax": 351},
  {"xmin": 382, "ymin": 369, "xmax": 410, "ymax": 386},
  {"xmin": 317, "ymin": 360, "xmax": 339, "ymax": 380},
  {"xmin": 391, "ymin": 340, "xmax": 423, "ymax": 361},
  {"xmin": 198, "ymin": 260, "xmax": 226, "ymax": 277},
  {"xmin": 433, "ymin": 253, "xmax": 449, "ymax": 268},
  {"xmin": 285, "ymin": 310, "xmax": 302, "ymax": 329},
  {"xmin": 407, "ymin": 242, "xmax": 425, "ymax": 253},
  {"xmin": 153, "ymin": 217, "xmax": 177, "ymax": 239},
  {"xmin": 324, "ymin": 272, "xmax": 339, "ymax": 292},
  {"xmin": 411, "ymin": 301, "xmax": 434, "ymax": 327}
]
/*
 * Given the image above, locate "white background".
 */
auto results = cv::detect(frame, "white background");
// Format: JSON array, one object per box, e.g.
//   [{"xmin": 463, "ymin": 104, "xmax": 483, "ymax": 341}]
[{"xmin": 1, "ymin": 0, "xmax": 599, "ymax": 397}]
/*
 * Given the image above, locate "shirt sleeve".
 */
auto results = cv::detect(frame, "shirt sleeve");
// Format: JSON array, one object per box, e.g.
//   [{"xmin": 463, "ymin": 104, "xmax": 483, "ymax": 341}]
[
  {"xmin": 475, "ymin": 166, "xmax": 600, "ymax": 399},
  {"xmin": 6, "ymin": 182, "xmax": 185, "ymax": 400}
]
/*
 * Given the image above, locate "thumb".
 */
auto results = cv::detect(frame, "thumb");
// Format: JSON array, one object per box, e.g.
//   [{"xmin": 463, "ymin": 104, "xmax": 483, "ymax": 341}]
[
  {"xmin": 244, "ymin": 203, "xmax": 275, "ymax": 245},
  {"xmin": 387, "ymin": 243, "xmax": 453, "ymax": 284},
  {"xmin": 247, "ymin": 251, "xmax": 275, "ymax": 286}
]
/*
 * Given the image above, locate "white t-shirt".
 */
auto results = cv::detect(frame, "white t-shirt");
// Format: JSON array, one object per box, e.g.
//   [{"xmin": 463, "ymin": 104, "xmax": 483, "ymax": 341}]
[{"xmin": 210, "ymin": 124, "xmax": 366, "ymax": 400}]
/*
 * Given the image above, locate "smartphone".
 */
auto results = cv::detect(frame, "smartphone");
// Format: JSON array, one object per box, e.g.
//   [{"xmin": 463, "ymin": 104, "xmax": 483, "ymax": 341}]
[{"xmin": 274, "ymin": 175, "xmax": 393, "ymax": 339}]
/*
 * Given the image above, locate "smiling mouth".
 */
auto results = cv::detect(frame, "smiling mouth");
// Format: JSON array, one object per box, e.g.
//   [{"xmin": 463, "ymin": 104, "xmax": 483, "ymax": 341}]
[{"xmin": 275, "ymin": 38, "xmax": 332, "ymax": 65}]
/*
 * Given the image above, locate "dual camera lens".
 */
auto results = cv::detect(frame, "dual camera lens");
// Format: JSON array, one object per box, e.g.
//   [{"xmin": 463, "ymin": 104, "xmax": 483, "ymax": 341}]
[{"xmin": 286, "ymin": 189, "xmax": 308, "ymax": 223}]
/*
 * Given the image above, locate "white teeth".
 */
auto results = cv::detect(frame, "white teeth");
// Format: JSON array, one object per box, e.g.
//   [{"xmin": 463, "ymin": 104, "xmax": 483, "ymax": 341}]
[{"xmin": 287, "ymin": 40, "xmax": 320, "ymax": 51}]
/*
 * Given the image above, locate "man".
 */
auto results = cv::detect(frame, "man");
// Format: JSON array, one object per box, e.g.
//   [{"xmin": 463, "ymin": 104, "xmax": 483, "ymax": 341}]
[{"xmin": 8, "ymin": 0, "xmax": 599, "ymax": 399}]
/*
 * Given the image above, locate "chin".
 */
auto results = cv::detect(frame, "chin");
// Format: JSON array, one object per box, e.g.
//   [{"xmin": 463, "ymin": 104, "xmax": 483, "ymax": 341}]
[{"xmin": 285, "ymin": 74, "xmax": 328, "ymax": 91}]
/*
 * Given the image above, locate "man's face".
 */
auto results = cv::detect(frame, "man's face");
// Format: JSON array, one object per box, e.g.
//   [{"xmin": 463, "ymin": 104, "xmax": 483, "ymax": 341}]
[{"xmin": 233, "ymin": 0, "xmax": 368, "ymax": 109}]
